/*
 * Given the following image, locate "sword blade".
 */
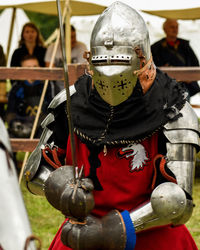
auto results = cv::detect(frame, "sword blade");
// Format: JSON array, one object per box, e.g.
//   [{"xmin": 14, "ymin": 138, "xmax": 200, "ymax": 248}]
[{"xmin": 56, "ymin": 0, "xmax": 77, "ymax": 176}]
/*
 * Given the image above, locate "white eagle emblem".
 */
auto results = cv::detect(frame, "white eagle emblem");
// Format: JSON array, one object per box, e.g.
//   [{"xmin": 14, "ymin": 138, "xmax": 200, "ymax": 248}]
[{"xmin": 118, "ymin": 143, "xmax": 149, "ymax": 172}]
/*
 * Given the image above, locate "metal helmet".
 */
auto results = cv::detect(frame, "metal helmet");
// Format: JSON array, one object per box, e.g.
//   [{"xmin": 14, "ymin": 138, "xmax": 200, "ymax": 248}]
[{"xmin": 90, "ymin": 1, "xmax": 151, "ymax": 106}]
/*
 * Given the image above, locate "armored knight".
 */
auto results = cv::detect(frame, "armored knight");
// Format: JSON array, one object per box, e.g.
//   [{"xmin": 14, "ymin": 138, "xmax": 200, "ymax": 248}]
[{"xmin": 24, "ymin": 2, "xmax": 199, "ymax": 250}]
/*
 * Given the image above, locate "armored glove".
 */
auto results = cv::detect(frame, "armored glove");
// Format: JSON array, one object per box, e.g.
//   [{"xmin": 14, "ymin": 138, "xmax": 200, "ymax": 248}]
[
  {"xmin": 61, "ymin": 210, "xmax": 136, "ymax": 250},
  {"xmin": 44, "ymin": 165, "xmax": 95, "ymax": 220}
]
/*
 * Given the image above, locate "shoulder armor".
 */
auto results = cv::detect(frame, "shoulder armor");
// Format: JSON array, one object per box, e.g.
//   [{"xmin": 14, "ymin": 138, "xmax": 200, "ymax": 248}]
[
  {"xmin": 48, "ymin": 84, "xmax": 76, "ymax": 110},
  {"xmin": 24, "ymin": 113, "xmax": 55, "ymax": 181},
  {"xmin": 164, "ymin": 102, "xmax": 200, "ymax": 147},
  {"xmin": 164, "ymin": 102, "xmax": 199, "ymax": 132}
]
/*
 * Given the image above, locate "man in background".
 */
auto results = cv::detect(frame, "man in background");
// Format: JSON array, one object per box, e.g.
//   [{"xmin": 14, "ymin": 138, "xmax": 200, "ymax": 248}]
[{"xmin": 151, "ymin": 18, "xmax": 200, "ymax": 100}]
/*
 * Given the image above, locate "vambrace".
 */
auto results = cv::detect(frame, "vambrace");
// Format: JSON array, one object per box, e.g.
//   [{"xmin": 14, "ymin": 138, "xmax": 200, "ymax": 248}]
[
  {"xmin": 163, "ymin": 102, "xmax": 199, "ymax": 197},
  {"xmin": 24, "ymin": 113, "xmax": 59, "ymax": 196},
  {"xmin": 129, "ymin": 102, "xmax": 200, "ymax": 232},
  {"xmin": 24, "ymin": 87, "xmax": 76, "ymax": 196},
  {"xmin": 129, "ymin": 182, "xmax": 187, "ymax": 232}
]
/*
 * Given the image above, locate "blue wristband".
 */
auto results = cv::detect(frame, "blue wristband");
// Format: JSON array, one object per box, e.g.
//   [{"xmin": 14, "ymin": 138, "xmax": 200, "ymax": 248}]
[{"xmin": 121, "ymin": 210, "xmax": 136, "ymax": 250}]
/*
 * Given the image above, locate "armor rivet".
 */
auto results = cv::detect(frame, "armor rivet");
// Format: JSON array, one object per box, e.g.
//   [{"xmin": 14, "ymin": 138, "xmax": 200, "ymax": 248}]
[
  {"xmin": 180, "ymin": 201, "xmax": 184, "ymax": 205},
  {"xmin": 172, "ymin": 211, "xmax": 176, "ymax": 214}
]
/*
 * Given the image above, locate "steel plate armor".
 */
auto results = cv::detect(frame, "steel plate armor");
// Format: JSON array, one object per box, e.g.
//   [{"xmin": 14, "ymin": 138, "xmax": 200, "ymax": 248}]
[
  {"xmin": 129, "ymin": 102, "xmax": 199, "ymax": 231},
  {"xmin": 24, "ymin": 86, "xmax": 76, "ymax": 196},
  {"xmin": 90, "ymin": 1, "xmax": 151, "ymax": 106},
  {"xmin": 0, "ymin": 118, "xmax": 36, "ymax": 250}
]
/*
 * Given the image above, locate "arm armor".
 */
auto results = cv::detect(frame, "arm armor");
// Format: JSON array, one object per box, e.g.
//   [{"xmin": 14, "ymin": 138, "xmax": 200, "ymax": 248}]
[
  {"xmin": 24, "ymin": 86, "xmax": 76, "ymax": 196},
  {"xmin": 130, "ymin": 102, "xmax": 200, "ymax": 232}
]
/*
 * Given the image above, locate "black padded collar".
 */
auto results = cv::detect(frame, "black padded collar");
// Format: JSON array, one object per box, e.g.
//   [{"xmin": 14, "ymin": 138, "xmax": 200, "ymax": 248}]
[{"xmin": 71, "ymin": 69, "xmax": 186, "ymax": 146}]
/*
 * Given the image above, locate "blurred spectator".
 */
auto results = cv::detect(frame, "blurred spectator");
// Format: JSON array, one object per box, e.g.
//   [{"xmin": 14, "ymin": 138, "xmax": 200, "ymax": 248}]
[
  {"xmin": 6, "ymin": 55, "xmax": 53, "ymax": 139},
  {"xmin": 10, "ymin": 22, "xmax": 46, "ymax": 68},
  {"xmin": 151, "ymin": 18, "xmax": 200, "ymax": 100},
  {"xmin": 0, "ymin": 44, "xmax": 6, "ymax": 120},
  {"xmin": 45, "ymin": 25, "xmax": 87, "ymax": 94},
  {"xmin": 0, "ymin": 44, "xmax": 6, "ymax": 66}
]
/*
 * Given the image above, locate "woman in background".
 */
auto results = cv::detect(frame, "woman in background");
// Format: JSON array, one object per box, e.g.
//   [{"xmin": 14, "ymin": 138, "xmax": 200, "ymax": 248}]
[{"xmin": 10, "ymin": 22, "xmax": 46, "ymax": 68}]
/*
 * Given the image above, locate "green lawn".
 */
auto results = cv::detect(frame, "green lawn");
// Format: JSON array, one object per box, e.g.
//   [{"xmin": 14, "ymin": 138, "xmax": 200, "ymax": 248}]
[
  {"xmin": 186, "ymin": 178, "xmax": 200, "ymax": 247},
  {"xmin": 21, "ymin": 182, "xmax": 64, "ymax": 250},
  {"xmin": 22, "ymin": 178, "xmax": 200, "ymax": 250}
]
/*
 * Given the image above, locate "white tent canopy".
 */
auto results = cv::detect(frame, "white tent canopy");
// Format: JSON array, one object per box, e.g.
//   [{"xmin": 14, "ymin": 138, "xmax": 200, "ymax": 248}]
[
  {"xmin": 0, "ymin": 8, "xmax": 29, "ymax": 65},
  {"xmin": 143, "ymin": 8, "xmax": 200, "ymax": 20},
  {"xmin": 82, "ymin": 0, "xmax": 200, "ymax": 19},
  {"xmin": 0, "ymin": 0, "xmax": 106, "ymax": 16},
  {"xmin": 0, "ymin": 0, "xmax": 199, "ymax": 19}
]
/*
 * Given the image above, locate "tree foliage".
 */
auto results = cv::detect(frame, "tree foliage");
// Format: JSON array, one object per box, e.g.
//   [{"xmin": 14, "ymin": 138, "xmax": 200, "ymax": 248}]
[{"xmin": 25, "ymin": 11, "xmax": 59, "ymax": 41}]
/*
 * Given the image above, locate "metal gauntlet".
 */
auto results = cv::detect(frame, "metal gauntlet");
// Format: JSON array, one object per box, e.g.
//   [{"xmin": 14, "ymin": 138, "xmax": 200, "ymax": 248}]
[
  {"xmin": 44, "ymin": 165, "xmax": 95, "ymax": 220},
  {"xmin": 61, "ymin": 210, "xmax": 127, "ymax": 250}
]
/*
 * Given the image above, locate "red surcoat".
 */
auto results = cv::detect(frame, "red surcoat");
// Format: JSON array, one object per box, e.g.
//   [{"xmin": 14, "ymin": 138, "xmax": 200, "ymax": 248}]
[{"xmin": 49, "ymin": 133, "xmax": 197, "ymax": 250}]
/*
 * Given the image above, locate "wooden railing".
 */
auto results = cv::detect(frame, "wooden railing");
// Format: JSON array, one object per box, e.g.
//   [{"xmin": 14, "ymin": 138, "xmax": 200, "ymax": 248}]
[
  {"xmin": 0, "ymin": 66, "xmax": 200, "ymax": 82},
  {"xmin": 159, "ymin": 66, "xmax": 200, "ymax": 82},
  {"xmin": 0, "ymin": 65, "xmax": 199, "ymax": 152},
  {"xmin": 10, "ymin": 138, "xmax": 39, "ymax": 152},
  {"xmin": 0, "ymin": 64, "xmax": 87, "ymax": 83}
]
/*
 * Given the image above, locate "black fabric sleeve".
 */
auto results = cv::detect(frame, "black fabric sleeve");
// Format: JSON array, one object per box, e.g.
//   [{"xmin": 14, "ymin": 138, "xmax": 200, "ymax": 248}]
[
  {"xmin": 48, "ymin": 102, "xmax": 69, "ymax": 150},
  {"xmin": 10, "ymin": 49, "xmax": 21, "ymax": 67},
  {"xmin": 0, "ymin": 45, "xmax": 6, "ymax": 66}
]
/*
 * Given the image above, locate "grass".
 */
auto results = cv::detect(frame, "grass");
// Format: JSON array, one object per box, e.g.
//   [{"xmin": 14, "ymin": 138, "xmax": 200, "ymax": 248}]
[
  {"xmin": 21, "ymin": 182, "xmax": 64, "ymax": 250},
  {"xmin": 186, "ymin": 178, "xmax": 200, "ymax": 247},
  {"xmin": 21, "ymin": 178, "xmax": 200, "ymax": 250}
]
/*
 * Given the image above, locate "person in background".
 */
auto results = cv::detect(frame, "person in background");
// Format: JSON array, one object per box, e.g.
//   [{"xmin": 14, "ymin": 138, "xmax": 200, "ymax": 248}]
[
  {"xmin": 10, "ymin": 22, "xmax": 46, "ymax": 68},
  {"xmin": 6, "ymin": 55, "xmax": 53, "ymax": 139},
  {"xmin": 0, "ymin": 44, "xmax": 6, "ymax": 66},
  {"xmin": 24, "ymin": 3, "xmax": 199, "ymax": 250},
  {"xmin": 151, "ymin": 18, "xmax": 200, "ymax": 101},
  {"xmin": 45, "ymin": 25, "xmax": 87, "ymax": 94},
  {"xmin": 0, "ymin": 44, "xmax": 6, "ymax": 120}
]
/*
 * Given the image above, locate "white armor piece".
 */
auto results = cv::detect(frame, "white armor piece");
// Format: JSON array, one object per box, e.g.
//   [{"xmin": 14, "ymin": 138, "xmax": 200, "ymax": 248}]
[
  {"xmin": 24, "ymin": 86, "xmax": 76, "ymax": 196},
  {"xmin": 130, "ymin": 102, "xmax": 199, "ymax": 232},
  {"xmin": 0, "ymin": 118, "xmax": 36, "ymax": 250}
]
